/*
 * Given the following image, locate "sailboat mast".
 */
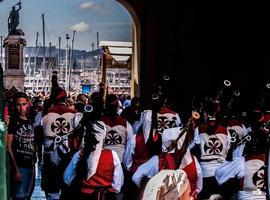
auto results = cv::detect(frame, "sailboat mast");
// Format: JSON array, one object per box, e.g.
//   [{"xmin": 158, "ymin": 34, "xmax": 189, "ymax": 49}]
[
  {"xmin": 58, "ymin": 37, "xmax": 61, "ymax": 69},
  {"xmin": 49, "ymin": 42, "xmax": 51, "ymax": 69},
  {"xmin": 42, "ymin": 14, "xmax": 45, "ymax": 71},
  {"xmin": 34, "ymin": 32, "xmax": 39, "ymax": 73},
  {"xmin": 34, "ymin": 32, "xmax": 39, "ymax": 91},
  {"xmin": 42, "ymin": 14, "xmax": 47, "ymax": 92},
  {"xmin": 96, "ymin": 32, "xmax": 99, "ymax": 68},
  {"xmin": 69, "ymin": 30, "xmax": 76, "ymax": 91},
  {"xmin": 65, "ymin": 33, "xmax": 70, "ymax": 91}
]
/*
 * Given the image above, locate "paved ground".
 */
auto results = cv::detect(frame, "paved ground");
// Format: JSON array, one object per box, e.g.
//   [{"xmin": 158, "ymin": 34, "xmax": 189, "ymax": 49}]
[{"xmin": 31, "ymin": 164, "xmax": 46, "ymax": 200}]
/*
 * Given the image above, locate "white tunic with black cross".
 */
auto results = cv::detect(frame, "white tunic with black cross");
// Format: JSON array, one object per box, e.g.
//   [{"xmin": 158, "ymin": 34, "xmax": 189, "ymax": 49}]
[
  {"xmin": 42, "ymin": 103, "xmax": 76, "ymax": 166},
  {"xmin": 195, "ymin": 124, "xmax": 230, "ymax": 178},
  {"xmin": 238, "ymin": 154, "xmax": 266, "ymax": 200},
  {"xmin": 134, "ymin": 107, "xmax": 182, "ymax": 143},
  {"xmin": 101, "ymin": 115, "xmax": 134, "ymax": 162}
]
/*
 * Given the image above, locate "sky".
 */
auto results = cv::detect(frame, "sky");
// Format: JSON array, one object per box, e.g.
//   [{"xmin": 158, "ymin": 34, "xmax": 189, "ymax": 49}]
[{"xmin": 0, "ymin": 0, "xmax": 132, "ymax": 50}]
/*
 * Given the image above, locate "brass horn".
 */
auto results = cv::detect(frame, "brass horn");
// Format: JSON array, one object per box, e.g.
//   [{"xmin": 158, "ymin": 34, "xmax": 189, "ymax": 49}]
[
  {"xmin": 166, "ymin": 111, "xmax": 200, "ymax": 153},
  {"xmin": 226, "ymin": 89, "xmax": 241, "ymax": 112},
  {"xmin": 216, "ymin": 80, "xmax": 232, "ymax": 103},
  {"xmin": 192, "ymin": 111, "xmax": 200, "ymax": 120},
  {"xmin": 152, "ymin": 93, "xmax": 159, "ymax": 101},
  {"xmin": 264, "ymin": 121, "xmax": 270, "ymax": 131},
  {"xmin": 233, "ymin": 90, "xmax": 240, "ymax": 97},
  {"xmin": 224, "ymin": 80, "xmax": 231, "ymax": 87},
  {"xmin": 162, "ymin": 75, "xmax": 170, "ymax": 81}
]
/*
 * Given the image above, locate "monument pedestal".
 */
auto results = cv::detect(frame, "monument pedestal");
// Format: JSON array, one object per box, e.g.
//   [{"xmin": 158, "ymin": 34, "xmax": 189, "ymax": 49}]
[{"xmin": 3, "ymin": 35, "xmax": 26, "ymax": 91}]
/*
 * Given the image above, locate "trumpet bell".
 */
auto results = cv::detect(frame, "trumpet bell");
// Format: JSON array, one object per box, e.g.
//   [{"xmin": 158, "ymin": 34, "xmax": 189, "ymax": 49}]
[
  {"xmin": 152, "ymin": 93, "xmax": 159, "ymax": 101},
  {"xmin": 224, "ymin": 80, "xmax": 231, "ymax": 87},
  {"xmin": 163, "ymin": 75, "xmax": 170, "ymax": 81},
  {"xmin": 234, "ymin": 90, "xmax": 240, "ymax": 97},
  {"xmin": 192, "ymin": 111, "xmax": 200, "ymax": 119},
  {"xmin": 245, "ymin": 135, "xmax": 252, "ymax": 142},
  {"xmin": 242, "ymin": 112, "xmax": 247, "ymax": 117},
  {"xmin": 84, "ymin": 105, "xmax": 93, "ymax": 113}
]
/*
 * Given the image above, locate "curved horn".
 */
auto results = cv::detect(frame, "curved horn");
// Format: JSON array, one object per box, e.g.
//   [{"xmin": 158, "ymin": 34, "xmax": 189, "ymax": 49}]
[
  {"xmin": 152, "ymin": 93, "xmax": 159, "ymax": 101},
  {"xmin": 234, "ymin": 90, "xmax": 240, "ymax": 97},
  {"xmin": 224, "ymin": 80, "xmax": 231, "ymax": 87},
  {"xmin": 216, "ymin": 80, "xmax": 232, "ymax": 103},
  {"xmin": 192, "ymin": 111, "xmax": 200, "ymax": 120},
  {"xmin": 162, "ymin": 75, "xmax": 170, "ymax": 81}
]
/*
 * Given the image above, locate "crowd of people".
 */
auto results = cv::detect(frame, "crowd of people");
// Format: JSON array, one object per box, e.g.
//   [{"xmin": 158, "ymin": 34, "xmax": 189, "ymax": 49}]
[{"xmin": 3, "ymin": 75, "xmax": 270, "ymax": 200}]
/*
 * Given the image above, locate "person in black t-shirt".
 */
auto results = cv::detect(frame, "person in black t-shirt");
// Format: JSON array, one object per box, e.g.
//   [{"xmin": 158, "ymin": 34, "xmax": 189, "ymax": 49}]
[{"xmin": 6, "ymin": 92, "xmax": 36, "ymax": 200}]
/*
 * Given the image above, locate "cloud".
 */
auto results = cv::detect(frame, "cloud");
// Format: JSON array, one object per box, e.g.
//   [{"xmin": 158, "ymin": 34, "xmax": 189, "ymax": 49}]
[
  {"xmin": 80, "ymin": 2, "xmax": 96, "ymax": 10},
  {"xmin": 79, "ymin": 0, "xmax": 114, "ymax": 14},
  {"xmin": 94, "ymin": 22, "xmax": 131, "ymax": 26},
  {"xmin": 70, "ymin": 22, "xmax": 89, "ymax": 32}
]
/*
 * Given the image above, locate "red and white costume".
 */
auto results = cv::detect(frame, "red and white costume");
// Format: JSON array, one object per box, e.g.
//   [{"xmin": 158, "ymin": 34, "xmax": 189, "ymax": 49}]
[
  {"xmin": 123, "ymin": 131, "xmax": 151, "ymax": 174},
  {"xmin": 132, "ymin": 127, "xmax": 202, "ymax": 198},
  {"xmin": 227, "ymin": 119, "xmax": 248, "ymax": 158},
  {"xmin": 64, "ymin": 149, "xmax": 124, "ymax": 194},
  {"xmin": 64, "ymin": 121, "xmax": 124, "ymax": 194},
  {"xmin": 262, "ymin": 111, "xmax": 270, "ymax": 125},
  {"xmin": 42, "ymin": 103, "xmax": 76, "ymax": 166},
  {"xmin": 124, "ymin": 107, "xmax": 181, "ymax": 174},
  {"xmin": 131, "ymin": 153, "xmax": 175, "ymax": 187},
  {"xmin": 180, "ymin": 149, "xmax": 203, "ymax": 197},
  {"xmin": 215, "ymin": 119, "xmax": 248, "ymax": 185},
  {"xmin": 134, "ymin": 107, "xmax": 182, "ymax": 142},
  {"xmin": 194, "ymin": 124, "xmax": 230, "ymax": 178},
  {"xmin": 262, "ymin": 111, "xmax": 270, "ymax": 197},
  {"xmin": 42, "ymin": 102, "xmax": 76, "ymax": 199},
  {"xmin": 101, "ymin": 115, "xmax": 134, "ymax": 162},
  {"xmin": 238, "ymin": 154, "xmax": 266, "ymax": 200}
]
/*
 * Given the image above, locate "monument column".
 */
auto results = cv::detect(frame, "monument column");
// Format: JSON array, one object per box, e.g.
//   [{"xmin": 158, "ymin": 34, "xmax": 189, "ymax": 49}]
[{"xmin": 3, "ymin": 35, "xmax": 26, "ymax": 91}]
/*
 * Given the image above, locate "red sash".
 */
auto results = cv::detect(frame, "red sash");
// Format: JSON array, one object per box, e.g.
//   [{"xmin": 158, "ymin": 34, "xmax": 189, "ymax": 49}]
[
  {"xmin": 130, "ymin": 132, "xmax": 151, "ymax": 174},
  {"xmin": 81, "ymin": 149, "xmax": 115, "ymax": 194},
  {"xmin": 183, "ymin": 156, "xmax": 197, "ymax": 194},
  {"xmin": 158, "ymin": 153, "xmax": 176, "ymax": 171}
]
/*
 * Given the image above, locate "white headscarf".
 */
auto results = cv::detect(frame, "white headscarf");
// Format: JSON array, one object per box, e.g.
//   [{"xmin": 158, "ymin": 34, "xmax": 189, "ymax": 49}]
[
  {"xmin": 84, "ymin": 121, "xmax": 107, "ymax": 180},
  {"xmin": 227, "ymin": 124, "xmax": 248, "ymax": 139},
  {"xmin": 162, "ymin": 127, "xmax": 187, "ymax": 153},
  {"xmin": 142, "ymin": 169, "xmax": 189, "ymax": 200}
]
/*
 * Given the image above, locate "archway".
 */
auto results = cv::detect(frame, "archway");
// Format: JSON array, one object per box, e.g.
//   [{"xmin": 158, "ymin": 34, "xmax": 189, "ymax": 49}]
[
  {"xmin": 0, "ymin": 1, "xmax": 141, "ymax": 199},
  {"xmin": 116, "ymin": 0, "xmax": 141, "ymax": 97}
]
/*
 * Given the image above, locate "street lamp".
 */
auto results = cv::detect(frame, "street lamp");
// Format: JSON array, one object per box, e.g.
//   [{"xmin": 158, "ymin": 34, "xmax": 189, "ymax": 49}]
[{"xmin": 65, "ymin": 33, "xmax": 70, "ymax": 91}]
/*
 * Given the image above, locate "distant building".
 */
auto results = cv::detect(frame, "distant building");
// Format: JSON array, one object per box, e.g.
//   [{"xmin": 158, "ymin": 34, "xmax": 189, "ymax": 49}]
[
  {"xmin": 24, "ymin": 46, "xmax": 57, "ymax": 72},
  {"xmin": 99, "ymin": 41, "xmax": 132, "ymax": 95}
]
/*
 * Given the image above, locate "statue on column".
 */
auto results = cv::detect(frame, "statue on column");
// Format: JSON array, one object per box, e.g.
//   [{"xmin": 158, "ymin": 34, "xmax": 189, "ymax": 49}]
[
  {"xmin": 4, "ymin": 0, "xmax": 26, "ymax": 91},
  {"xmin": 8, "ymin": 1, "xmax": 23, "ymax": 35}
]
